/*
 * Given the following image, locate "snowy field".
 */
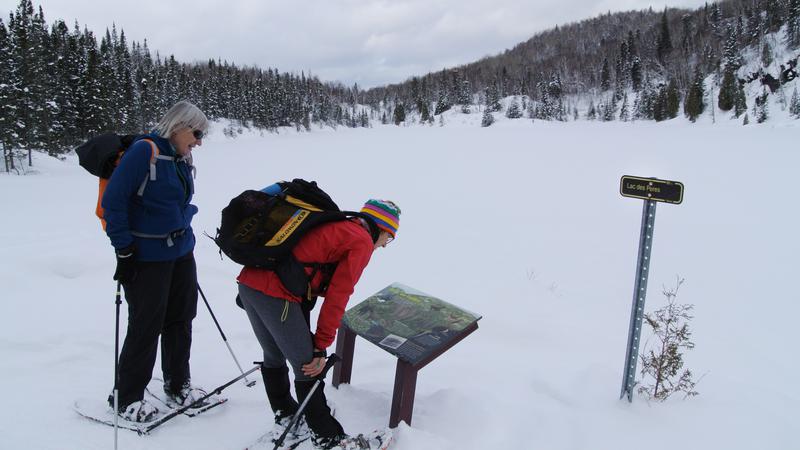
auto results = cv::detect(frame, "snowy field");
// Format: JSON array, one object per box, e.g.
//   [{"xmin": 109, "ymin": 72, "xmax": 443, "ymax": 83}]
[{"xmin": 1, "ymin": 111, "xmax": 798, "ymax": 450}]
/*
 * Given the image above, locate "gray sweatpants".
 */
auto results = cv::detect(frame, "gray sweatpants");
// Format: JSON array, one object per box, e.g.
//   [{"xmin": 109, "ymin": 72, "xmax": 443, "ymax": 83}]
[{"xmin": 238, "ymin": 283, "xmax": 316, "ymax": 382}]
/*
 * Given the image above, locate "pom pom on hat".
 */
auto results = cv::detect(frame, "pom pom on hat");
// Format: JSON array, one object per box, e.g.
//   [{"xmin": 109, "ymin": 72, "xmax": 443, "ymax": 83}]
[{"xmin": 360, "ymin": 199, "xmax": 401, "ymax": 237}]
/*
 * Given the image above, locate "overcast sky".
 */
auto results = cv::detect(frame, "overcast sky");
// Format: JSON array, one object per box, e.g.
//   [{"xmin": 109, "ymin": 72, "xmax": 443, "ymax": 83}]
[{"xmin": 3, "ymin": 0, "xmax": 710, "ymax": 88}]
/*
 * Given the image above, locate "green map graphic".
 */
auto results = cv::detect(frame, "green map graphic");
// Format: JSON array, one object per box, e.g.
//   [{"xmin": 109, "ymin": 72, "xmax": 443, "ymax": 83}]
[{"xmin": 343, "ymin": 283, "xmax": 481, "ymax": 364}]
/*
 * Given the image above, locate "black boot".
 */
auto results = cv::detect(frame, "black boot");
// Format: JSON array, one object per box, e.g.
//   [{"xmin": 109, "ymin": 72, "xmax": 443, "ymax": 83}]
[
  {"xmin": 262, "ymin": 365, "xmax": 299, "ymax": 422},
  {"xmin": 294, "ymin": 379, "xmax": 345, "ymax": 448}
]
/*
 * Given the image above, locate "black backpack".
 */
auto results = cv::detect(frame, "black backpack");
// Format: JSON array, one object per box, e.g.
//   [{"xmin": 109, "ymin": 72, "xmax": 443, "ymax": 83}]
[
  {"xmin": 75, "ymin": 133, "xmax": 139, "ymax": 178},
  {"xmin": 214, "ymin": 179, "xmax": 379, "ymax": 299},
  {"xmin": 75, "ymin": 133, "xmax": 161, "ymax": 228}
]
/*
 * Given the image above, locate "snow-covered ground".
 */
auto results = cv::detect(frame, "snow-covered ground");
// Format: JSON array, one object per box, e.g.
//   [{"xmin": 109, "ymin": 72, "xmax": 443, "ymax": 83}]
[{"xmin": 1, "ymin": 110, "xmax": 798, "ymax": 449}]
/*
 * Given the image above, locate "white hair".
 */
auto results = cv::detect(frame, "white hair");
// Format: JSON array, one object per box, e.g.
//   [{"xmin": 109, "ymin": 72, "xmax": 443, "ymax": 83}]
[{"xmin": 153, "ymin": 100, "xmax": 209, "ymax": 138}]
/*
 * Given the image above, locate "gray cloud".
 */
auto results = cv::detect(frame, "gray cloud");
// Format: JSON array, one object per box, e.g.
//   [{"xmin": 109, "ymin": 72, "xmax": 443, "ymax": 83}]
[{"xmin": 4, "ymin": 0, "xmax": 709, "ymax": 88}]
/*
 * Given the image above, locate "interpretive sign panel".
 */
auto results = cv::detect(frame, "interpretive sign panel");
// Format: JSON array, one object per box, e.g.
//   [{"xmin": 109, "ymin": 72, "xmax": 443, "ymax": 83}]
[
  {"xmin": 342, "ymin": 283, "xmax": 481, "ymax": 365},
  {"xmin": 334, "ymin": 283, "xmax": 481, "ymax": 427}
]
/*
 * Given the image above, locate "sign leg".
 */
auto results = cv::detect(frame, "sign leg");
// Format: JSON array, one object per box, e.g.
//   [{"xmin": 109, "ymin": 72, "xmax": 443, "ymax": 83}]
[
  {"xmin": 333, "ymin": 326, "xmax": 356, "ymax": 388},
  {"xmin": 389, "ymin": 360, "xmax": 418, "ymax": 428}
]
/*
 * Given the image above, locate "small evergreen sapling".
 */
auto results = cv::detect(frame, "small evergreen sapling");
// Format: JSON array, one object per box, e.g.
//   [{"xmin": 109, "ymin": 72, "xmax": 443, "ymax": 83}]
[
  {"xmin": 790, "ymin": 87, "xmax": 800, "ymax": 118},
  {"xmin": 505, "ymin": 98, "xmax": 522, "ymax": 119},
  {"xmin": 638, "ymin": 277, "xmax": 698, "ymax": 401},
  {"xmin": 481, "ymin": 108, "xmax": 495, "ymax": 127},
  {"xmin": 755, "ymin": 89, "xmax": 769, "ymax": 123}
]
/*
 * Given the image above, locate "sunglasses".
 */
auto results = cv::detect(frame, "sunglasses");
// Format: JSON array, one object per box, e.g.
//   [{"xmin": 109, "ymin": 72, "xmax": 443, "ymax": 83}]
[{"xmin": 190, "ymin": 128, "xmax": 205, "ymax": 140}]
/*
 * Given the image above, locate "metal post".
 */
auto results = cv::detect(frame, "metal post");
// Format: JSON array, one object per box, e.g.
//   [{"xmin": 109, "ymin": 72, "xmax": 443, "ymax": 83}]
[{"xmin": 620, "ymin": 199, "xmax": 657, "ymax": 402}]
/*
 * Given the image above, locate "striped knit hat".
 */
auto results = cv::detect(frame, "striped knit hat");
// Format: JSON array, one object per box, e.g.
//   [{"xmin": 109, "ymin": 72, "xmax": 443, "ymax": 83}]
[{"xmin": 360, "ymin": 199, "xmax": 401, "ymax": 237}]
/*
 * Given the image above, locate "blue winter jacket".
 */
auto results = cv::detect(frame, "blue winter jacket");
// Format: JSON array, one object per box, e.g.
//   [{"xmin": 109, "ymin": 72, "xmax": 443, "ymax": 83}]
[{"xmin": 101, "ymin": 133, "xmax": 197, "ymax": 261}]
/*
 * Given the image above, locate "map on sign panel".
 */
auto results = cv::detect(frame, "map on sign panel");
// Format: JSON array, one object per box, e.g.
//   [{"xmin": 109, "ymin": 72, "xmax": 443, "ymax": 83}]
[{"xmin": 343, "ymin": 283, "xmax": 481, "ymax": 365}]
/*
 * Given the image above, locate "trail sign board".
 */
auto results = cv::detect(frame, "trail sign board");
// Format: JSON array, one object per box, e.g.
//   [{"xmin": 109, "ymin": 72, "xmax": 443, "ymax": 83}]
[
  {"xmin": 620, "ymin": 176, "xmax": 684, "ymax": 204},
  {"xmin": 332, "ymin": 283, "xmax": 481, "ymax": 427},
  {"xmin": 618, "ymin": 174, "xmax": 684, "ymax": 402}
]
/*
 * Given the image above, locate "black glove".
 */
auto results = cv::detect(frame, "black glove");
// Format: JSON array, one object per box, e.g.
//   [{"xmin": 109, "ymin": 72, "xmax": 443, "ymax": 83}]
[{"xmin": 113, "ymin": 245, "xmax": 137, "ymax": 284}]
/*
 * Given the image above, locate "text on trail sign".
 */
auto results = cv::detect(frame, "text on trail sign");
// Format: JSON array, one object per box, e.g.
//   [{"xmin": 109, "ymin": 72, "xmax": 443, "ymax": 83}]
[{"xmin": 620, "ymin": 176, "xmax": 684, "ymax": 204}]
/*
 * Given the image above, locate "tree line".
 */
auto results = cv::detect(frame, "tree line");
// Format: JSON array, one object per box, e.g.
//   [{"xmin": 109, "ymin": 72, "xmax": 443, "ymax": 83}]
[
  {"xmin": 2, "ymin": 0, "xmax": 800, "ymax": 169},
  {"xmin": 0, "ymin": 0, "xmax": 370, "ymax": 166},
  {"xmin": 364, "ymin": 0, "xmax": 800, "ymax": 124}
]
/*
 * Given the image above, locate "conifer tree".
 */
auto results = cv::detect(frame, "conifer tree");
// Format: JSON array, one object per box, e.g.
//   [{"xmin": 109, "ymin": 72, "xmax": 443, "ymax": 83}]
[
  {"xmin": 665, "ymin": 79, "xmax": 680, "ymax": 119},
  {"xmin": 733, "ymin": 80, "xmax": 747, "ymax": 118},
  {"xmin": 49, "ymin": 20, "xmax": 80, "ymax": 148},
  {"xmin": 10, "ymin": 0, "xmax": 35, "ymax": 151},
  {"xmin": 114, "ymin": 28, "xmax": 135, "ymax": 132},
  {"xmin": 684, "ymin": 67, "xmax": 705, "ymax": 122},
  {"xmin": 764, "ymin": 0, "xmax": 784, "ymax": 33},
  {"xmin": 718, "ymin": 69, "xmax": 737, "ymax": 111},
  {"xmin": 393, "ymin": 102, "xmax": 405, "ymax": 125},
  {"xmin": 719, "ymin": 27, "xmax": 742, "ymax": 112},
  {"xmin": 505, "ymin": 97, "xmax": 522, "ymax": 119},
  {"xmin": 0, "ymin": 17, "xmax": 14, "ymax": 157},
  {"xmin": 30, "ymin": 5, "xmax": 54, "ymax": 151},
  {"xmin": 638, "ymin": 278, "xmax": 698, "ymax": 401},
  {"xmin": 420, "ymin": 102, "xmax": 430, "ymax": 123},
  {"xmin": 459, "ymin": 76, "xmax": 471, "ymax": 113},
  {"xmin": 656, "ymin": 9, "xmax": 673, "ymax": 63},
  {"xmin": 788, "ymin": 0, "xmax": 800, "ymax": 48},
  {"xmin": 761, "ymin": 41, "xmax": 773, "ymax": 68},
  {"xmin": 481, "ymin": 108, "xmax": 494, "ymax": 127},
  {"xmin": 790, "ymin": 87, "xmax": 800, "ymax": 117},
  {"xmin": 619, "ymin": 93, "xmax": 630, "ymax": 122},
  {"xmin": 485, "ymin": 82, "xmax": 501, "ymax": 112},
  {"xmin": 586, "ymin": 100, "xmax": 597, "ymax": 120},
  {"xmin": 434, "ymin": 89, "xmax": 451, "ymax": 115},
  {"xmin": 600, "ymin": 58, "xmax": 611, "ymax": 91},
  {"xmin": 755, "ymin": 89, "xmax": 769, "ymax": 123},
  {"xmin": 78, "ymin": 29, "xmax": 104, "ymax": 136},
  {"xmin": 630, "ymin": 57, "xmax": 643, "ymax": 91},
  {"xmin": 601, "ymin": 97, "xmax": 616, "ymax": 121},
  {"xmin": 653, "ymin": 85, "xmax": 667, "ymax": 122}
]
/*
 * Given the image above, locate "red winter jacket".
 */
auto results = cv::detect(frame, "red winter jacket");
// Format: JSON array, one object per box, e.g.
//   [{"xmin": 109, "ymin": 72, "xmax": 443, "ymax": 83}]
[{"xmin": 237, "ymin": 219, "xmax": 374, "ymax": 349}]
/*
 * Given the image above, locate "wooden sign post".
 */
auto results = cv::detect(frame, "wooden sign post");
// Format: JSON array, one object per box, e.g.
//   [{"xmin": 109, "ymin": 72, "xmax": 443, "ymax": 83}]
[{"xmin": 332, "ymin": 283, "xmax": 481, "ymax": 427}]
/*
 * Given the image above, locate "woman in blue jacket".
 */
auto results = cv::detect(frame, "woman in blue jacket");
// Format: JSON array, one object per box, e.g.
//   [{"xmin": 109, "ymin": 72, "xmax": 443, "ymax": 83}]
[{"xmin": 101, "ymin": 100, "xmax": 208, "ymax": 422}]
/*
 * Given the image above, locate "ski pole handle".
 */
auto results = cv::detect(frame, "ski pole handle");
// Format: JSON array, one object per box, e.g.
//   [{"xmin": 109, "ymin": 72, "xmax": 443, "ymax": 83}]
[{"xmin": 317, "ymin": 353, "xmax": 341, "ymax": 380}]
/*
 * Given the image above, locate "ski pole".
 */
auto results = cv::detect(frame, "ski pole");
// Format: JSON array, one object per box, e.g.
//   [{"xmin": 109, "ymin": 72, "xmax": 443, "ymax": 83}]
[
  {"xmin": 197, "ymin": 284, "xmax": 256, "ymax": 387},
  {"xmin": 273, "ymin": 354, "xmax": 341, "ymax": 450},
  {"xmin": 113, "ymin": 281, "xmax": 122, "ymax": 450},
  {"xmin": 143, "ymin": 363, "xmax": 262, "ymax": 434}
]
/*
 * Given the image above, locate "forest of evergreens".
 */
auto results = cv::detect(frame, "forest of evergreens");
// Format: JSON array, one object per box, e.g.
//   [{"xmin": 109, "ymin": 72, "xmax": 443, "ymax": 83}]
[{"xmin": 1, "ymin": 0, "xmax": 798, "ymax": 165}]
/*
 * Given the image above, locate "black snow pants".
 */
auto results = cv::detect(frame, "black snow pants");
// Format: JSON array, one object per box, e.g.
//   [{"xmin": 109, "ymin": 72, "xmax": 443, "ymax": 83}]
[{"xmin": 114, "ymin": 251, "xmax": 198, "ymax": 408}]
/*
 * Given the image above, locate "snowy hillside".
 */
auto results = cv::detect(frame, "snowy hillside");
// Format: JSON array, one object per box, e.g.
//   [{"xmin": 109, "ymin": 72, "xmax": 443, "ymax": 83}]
[{"xmin": 1, "ymin": 118, "xmax": 798, "ymax": 450}]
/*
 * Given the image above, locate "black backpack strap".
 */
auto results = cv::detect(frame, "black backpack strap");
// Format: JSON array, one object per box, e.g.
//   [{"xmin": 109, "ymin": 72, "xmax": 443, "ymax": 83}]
[
  {"xmin": 304, "ymin": 262, "xmax": 338, "ymax": 298},
  {"xmin": 344, "ymin": 211, "xmax": 381, "ymax": 243}
]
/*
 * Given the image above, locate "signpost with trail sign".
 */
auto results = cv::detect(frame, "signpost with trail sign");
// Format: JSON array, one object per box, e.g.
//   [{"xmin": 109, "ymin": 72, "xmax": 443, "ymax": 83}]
[
  {"xmin": 332, "ymin": 283, "xmax": 481, "ymax": 427},
  {"xmin": 619, "ymin": 175, "xmax": 684, "ymax": 402},
  {"xmin": 620, "ymin": 175, "xmax": 684, "ymax": 204}
]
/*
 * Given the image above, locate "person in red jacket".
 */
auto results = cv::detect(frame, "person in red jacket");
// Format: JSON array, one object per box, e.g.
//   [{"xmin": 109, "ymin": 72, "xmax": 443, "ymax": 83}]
[{"xmin": 237, "ymin": 199, "xmax": 400, "ymax": 449}]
